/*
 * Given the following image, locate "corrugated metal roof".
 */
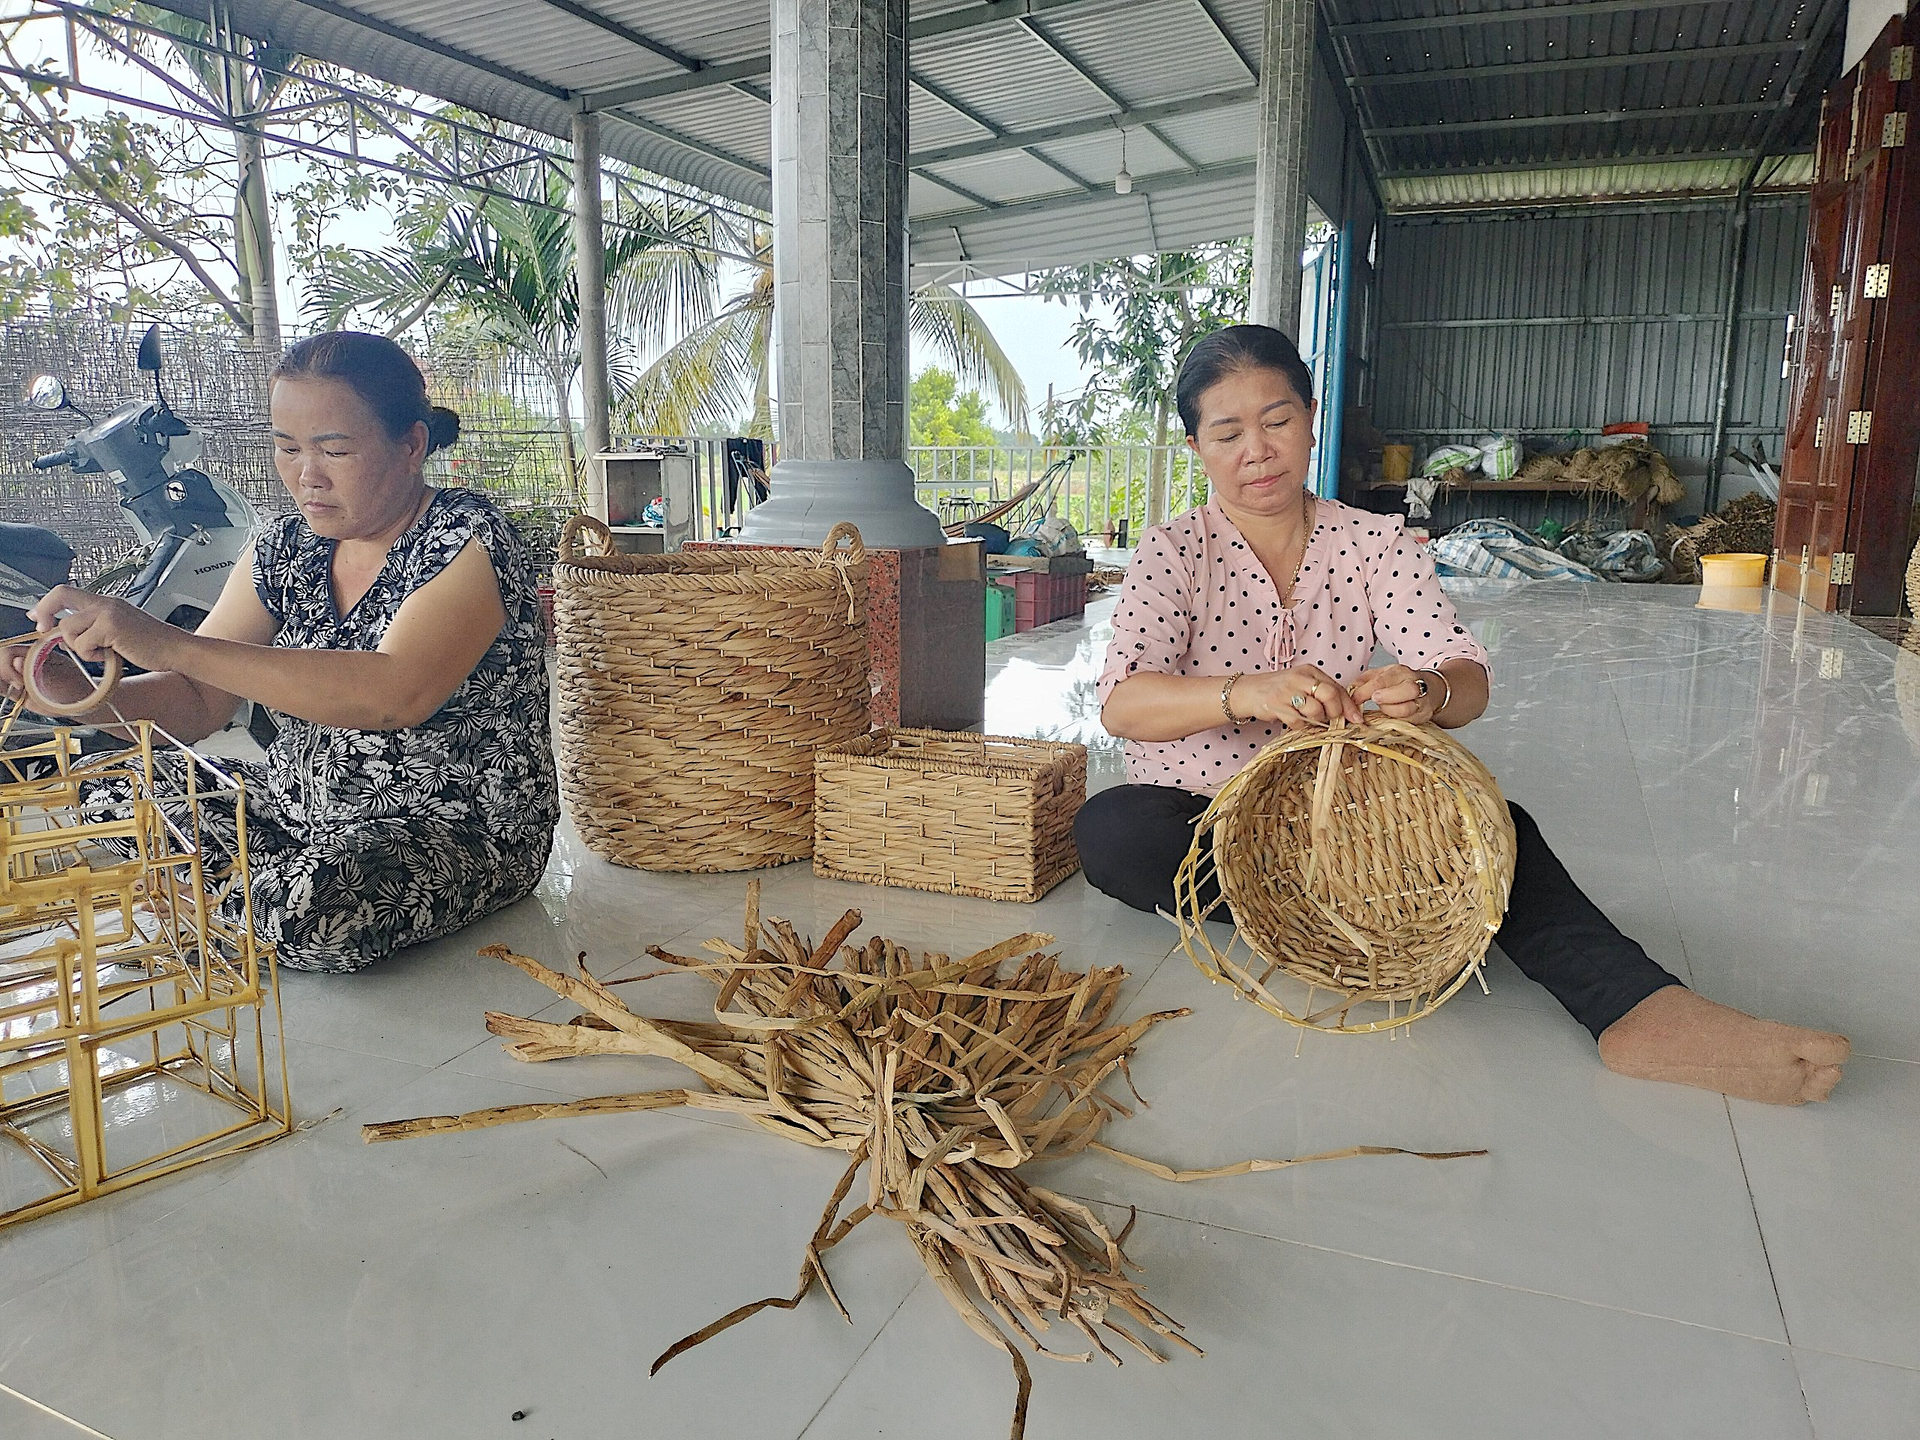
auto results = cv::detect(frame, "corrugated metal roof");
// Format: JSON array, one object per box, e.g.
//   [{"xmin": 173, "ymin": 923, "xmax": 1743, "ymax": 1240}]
[
  {"xmin": 139, "ymin": 0, "xmax": 1841, "ymax": 272},
  {"xmin": 911, "ymin": 165, "xmax": 1259, "ymax": 277},
  {"xmin": 908, "ymin": 27, "xmax": 1112, "ymax": 132},
  {"xmin": 1329, "ymin": 0, "xmax": 1841, "ymax": 204},
  {"xmin": 1036, "ymin": 0, "xmax": 1255, "ymax": 103},
  {"xmin": 628, "ymin": 88, "xmax": 771, "ymax": 166},
  {"xmin": 1381, "ymin": 152, "xmax": 1815, "ymax": 209}
]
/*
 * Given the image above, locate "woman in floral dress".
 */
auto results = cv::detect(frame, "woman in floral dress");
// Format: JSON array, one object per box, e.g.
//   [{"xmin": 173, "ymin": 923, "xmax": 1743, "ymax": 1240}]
[{"xmin": 17, "ymin": 331, "xmax": 559, "ymax": 972}]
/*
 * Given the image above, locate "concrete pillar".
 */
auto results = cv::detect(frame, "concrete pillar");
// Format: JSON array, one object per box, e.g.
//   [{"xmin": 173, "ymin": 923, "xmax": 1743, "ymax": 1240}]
[
  {"xmin": 571, "ymin": 110, "xmax": 612, "ymax": 508},
  {"xmin": 1248, "ymin": 0, "xmax": 1313, "ymax": 339},
  {"xmin": 739, "ymin": 0, "xmax": 945, "ymax": 547}
]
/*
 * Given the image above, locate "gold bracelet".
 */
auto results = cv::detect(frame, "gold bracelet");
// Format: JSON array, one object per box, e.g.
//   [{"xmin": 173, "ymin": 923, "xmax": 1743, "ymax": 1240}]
[{"xmin": 1221, "ymin": 674, "xmax": 1251, "ymax": 727}]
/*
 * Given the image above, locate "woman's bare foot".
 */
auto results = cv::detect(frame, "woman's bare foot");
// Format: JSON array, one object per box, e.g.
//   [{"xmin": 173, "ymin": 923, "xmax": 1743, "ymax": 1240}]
[{"xmin": 1598, "ymin": 985, "xmax": 1850, "ymax": 1105}]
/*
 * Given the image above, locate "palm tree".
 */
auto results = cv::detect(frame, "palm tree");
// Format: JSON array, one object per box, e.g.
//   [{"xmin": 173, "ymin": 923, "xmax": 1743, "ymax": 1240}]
[
  {"xmin": 306, "ymin": 169, "xmax": 720, "ymax": 489},
  {"xmin": 620, "ymin": 227, "xmax": 1028, "ymax": 439}
]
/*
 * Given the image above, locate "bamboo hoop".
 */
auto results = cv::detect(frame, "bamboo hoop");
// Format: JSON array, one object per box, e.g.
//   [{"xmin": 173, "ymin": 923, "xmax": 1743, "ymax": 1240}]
[
  {"xmin": 363, "ymin": 884, "xmax": 1483, "ymax": 1438},
  {"xmin": 15, "ymin": 632, "xmax": 123, "ymax": 717},
  {"xmin": 1176, "ymin": 717, "xmax": 1517, "ymax": 1035},
  {"xmin": 552, "ymin": 516, "xmax": 870, "ymax": 873}
]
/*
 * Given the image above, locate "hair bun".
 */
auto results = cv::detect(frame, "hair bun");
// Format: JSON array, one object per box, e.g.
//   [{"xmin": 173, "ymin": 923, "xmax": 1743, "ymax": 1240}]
[{"xmin": 425, "ymin": 405, "xmax": 461, "ymax": 454}]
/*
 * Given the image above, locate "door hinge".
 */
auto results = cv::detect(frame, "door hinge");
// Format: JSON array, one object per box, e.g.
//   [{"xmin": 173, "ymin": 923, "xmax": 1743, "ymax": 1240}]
[
  {"xmin": 1831, "ymin": 283, "xmax": 1844, "ymax": 316},
  {"xmin": 1830, "ymin": 552, "xmax": 1856, "ymax": 585},
  {"xmin": 1886, "ymin": 111, "xmax": 1909, "ymax": 147},
  {"xmin": 1847, "ymin": 410, "xmax": 1873, "ymax": 444},
  {"xmin": 1892, "ymin": 45, "xmax": 1914, "ymax": 82},
  {"xmin": 1815, "ymin": 415, "xmax": 1827, "ymax": 447},
  {"xmin": 1865, "ymin": 263, "xmax": 1892, "ymax": 298}
]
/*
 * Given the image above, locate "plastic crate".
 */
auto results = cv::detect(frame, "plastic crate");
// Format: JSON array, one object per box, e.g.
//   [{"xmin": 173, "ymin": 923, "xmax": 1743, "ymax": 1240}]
[{"xmin": 984, "ymin": 581, "xmax": 1014, "ymax": 640}]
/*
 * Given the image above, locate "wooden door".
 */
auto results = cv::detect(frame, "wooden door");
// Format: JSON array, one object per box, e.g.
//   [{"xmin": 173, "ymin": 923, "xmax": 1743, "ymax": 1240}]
[
  {"xmin": 1846, "ymin": 29, "xmax": 1920, "ymax": 614},
  {"xmin": 1772, "ymin": 94, "xmax": 1854, "ymax": 605},
  {"xmin": 1772, "ymin": 21, "xmax": 1913, "ymax": 612}
]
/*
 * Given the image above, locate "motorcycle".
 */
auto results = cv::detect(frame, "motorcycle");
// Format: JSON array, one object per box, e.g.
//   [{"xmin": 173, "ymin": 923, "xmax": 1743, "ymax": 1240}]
[{"xmin": 8, "ymin": 324, "xmax": 273, "ymax": 745}]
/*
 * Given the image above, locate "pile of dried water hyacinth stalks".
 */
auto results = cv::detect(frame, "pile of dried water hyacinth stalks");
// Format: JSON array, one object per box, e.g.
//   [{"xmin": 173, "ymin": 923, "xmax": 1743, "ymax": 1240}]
[
  {"xmin": 1516, "ymin": 438, "xmax": 1685, "ymax": 507},
  {"xmin": 364, "ymin": 883, "xmax": 1481, "ymax": 1437}
]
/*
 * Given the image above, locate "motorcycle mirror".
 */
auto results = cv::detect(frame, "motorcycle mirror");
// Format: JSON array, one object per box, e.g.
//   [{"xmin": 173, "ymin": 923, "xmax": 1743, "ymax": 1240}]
[
  {"xmin": 136, "ymin": 324, "xmax": 163, "ymax": 372},
  {"xmin": 23, "ymin": 374, "xmax": 67, "ymax": 411}
]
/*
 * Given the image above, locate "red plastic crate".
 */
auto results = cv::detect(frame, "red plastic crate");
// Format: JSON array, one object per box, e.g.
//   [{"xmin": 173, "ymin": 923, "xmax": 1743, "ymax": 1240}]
[{"xmin": 992, "ymin": 569, "xmax": 1089, "ymax": 632}]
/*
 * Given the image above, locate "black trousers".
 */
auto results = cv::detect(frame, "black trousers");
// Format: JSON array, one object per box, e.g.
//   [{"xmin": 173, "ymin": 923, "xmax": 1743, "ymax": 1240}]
[{"xmin": 1074, "ymin": 785, "xmax": 1682, "ymax": 1039}]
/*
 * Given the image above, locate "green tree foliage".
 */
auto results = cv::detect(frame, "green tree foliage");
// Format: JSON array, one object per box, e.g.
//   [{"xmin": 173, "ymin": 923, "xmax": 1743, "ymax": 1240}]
[
  {"xmin": 0, "ymin": 2, "xmax": 418, "ymax": 341},
  {"xmin": 1036, "ymin": 243, "xmax": 1249, "ymax": 517},
  {"xmin": 307, "ymin": 168, "xmax": 720, "ymax": 490},
  {"xmin": 619, "ymin": 227, "xmax": 1030, "ymax": 440},
  {"xmin": 909, "ymin": 367, "xmax": 994, "ymax": 447}
]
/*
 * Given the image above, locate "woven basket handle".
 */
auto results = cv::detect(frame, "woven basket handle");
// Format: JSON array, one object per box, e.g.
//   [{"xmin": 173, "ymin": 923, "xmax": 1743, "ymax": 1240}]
[
  {"xmin": 820, "ymin": 522, "xmax": 865, "ymax": 564},
  {"xmin": 558, "ymin": 513, "xmax": 614, "ymax": 563}
]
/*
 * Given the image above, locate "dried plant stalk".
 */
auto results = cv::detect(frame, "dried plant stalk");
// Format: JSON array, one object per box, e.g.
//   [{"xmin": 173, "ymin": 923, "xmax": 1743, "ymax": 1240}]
[{"xmin": 364, "ymin": 882, "xmax": 1481, "ymax": 1437}]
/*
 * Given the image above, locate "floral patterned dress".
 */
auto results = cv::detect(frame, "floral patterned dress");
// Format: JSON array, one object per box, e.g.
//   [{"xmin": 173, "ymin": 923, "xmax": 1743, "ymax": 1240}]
[{"xmin": 160, "ymin": 488, "xmax": 558, "ymax": 972}]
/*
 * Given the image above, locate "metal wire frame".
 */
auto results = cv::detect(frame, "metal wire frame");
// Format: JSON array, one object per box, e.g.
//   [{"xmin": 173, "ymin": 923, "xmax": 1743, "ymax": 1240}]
[
  {"xmin": 3, "ymin": 0, "xmax": 766, "ymax": 265},
  {"xmin": 0, "ymin": 710, "xmax": 292, "ymax": 1229}
]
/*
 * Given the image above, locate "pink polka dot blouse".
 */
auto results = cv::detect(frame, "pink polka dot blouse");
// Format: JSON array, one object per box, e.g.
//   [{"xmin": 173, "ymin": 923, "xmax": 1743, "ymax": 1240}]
[{"xmin": 1096, "ymin": 496, "xmax": 1490, "ymax": 793}]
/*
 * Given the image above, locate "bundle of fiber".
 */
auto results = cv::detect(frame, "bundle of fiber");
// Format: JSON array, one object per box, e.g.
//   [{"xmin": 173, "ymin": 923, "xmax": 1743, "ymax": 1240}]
[
  {"xmin": 1561, "ymin": 439, "xmax": 1685, "ymax": 507},
  {"xmin": 1516, "ymin": 452, "xmax": 1568, "ymax": 483},
  {"xmin": 363, "ymin": 883, "xmax": 1481, "ymax": 1437}
]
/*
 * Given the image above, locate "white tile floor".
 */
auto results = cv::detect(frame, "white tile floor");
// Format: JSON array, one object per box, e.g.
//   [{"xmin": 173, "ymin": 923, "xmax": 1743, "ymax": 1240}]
[{"xmin": 4, "ymin": 581, "xmax": 1918, "ymax": 1439}]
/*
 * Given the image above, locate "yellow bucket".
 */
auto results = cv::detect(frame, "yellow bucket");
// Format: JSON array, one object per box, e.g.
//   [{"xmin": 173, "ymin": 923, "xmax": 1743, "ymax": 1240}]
[
  {"xmin": 1699, "ymin": 552, "xmax": 1767, "ymax": 588},
  {"xmin": 1696, "ymin": 585, "xmax": 1764, "ymax": 613},
  {"xmin": 1382, "ymin": 444, "xmax": 1414, "ymax": 483}
]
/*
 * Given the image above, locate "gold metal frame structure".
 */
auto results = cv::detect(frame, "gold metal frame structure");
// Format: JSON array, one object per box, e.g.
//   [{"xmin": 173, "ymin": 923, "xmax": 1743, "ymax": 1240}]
[{"xmin": 0, "ymin": 705, "xmax": 290, "ymax": 1228}]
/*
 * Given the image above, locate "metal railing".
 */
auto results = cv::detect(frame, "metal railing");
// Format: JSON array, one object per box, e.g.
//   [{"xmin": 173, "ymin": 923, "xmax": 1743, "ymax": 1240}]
[
  {"xmin": 604, "ymin": 440, "xmax": 1208, "ymax": 546},
  {"xmin": 906, "ymin": 445, "xmax": 1207, "ymax": 542}
]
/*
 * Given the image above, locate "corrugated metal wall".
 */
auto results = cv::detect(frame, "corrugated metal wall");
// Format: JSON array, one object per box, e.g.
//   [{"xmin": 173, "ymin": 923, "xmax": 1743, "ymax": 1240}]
[{"xmin": 1371, "ymin": 197, "xmax": 1807, "ymax": 469}]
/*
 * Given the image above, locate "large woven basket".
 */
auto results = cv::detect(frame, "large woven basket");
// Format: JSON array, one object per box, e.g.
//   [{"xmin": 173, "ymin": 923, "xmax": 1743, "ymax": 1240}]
[
  {"xmin": 814, "ymin": 729, "xmax": 1085, "ymax": 901},
  {"xmin": 1906, "ymin": 536, "xmax": 1919, "ymax": 618},
  {"xmin": 553, "ymin": 515, "xmax": 870, "ymax": 873},
  {"xmin": 1176, "ymin": 717, "xmax": 1516, "ymax": 1034}
]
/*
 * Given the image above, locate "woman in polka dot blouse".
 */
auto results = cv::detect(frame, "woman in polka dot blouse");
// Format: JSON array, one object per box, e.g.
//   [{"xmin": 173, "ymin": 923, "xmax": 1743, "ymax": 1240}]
[{"xmin": 1076, "ymin": 324, "xmax": 1849, "ymax": 1107}]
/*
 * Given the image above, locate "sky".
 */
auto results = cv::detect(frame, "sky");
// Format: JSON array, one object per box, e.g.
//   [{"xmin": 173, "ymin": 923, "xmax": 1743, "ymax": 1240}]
[{"xmin": 912, "ymin": 292, "xmax": 1099, "ymax": 433}]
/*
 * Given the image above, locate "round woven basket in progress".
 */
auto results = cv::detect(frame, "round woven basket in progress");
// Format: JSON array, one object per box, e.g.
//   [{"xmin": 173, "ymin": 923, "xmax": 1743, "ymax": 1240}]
[
  {"xmin": 1906, "ymin": 537, "xmax": 1919, "ymax": 619},
  {"xmin": 552, "ymin": 516, "xmax": 870, "ymax": 873},
  {"xmin": 1176, "ymin": 717, "xmax": 1517, "ymax": 1034}
]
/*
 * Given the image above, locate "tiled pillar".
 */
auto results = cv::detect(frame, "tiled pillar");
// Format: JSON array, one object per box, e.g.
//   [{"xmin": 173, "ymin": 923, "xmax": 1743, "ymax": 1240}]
[
  {"xmin": 740, "ymin": 0, "xmax": 946, "ymax": 548},
  {"xmin": 1249, "ymin": 0, "xmax": 1313, "ymax": 339}
]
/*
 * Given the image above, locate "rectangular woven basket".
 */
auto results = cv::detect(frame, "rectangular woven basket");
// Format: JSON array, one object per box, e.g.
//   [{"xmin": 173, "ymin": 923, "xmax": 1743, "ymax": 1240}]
[{"xmin": 813, "ymin": 729, "xmax": 1086, "ymax": 902}]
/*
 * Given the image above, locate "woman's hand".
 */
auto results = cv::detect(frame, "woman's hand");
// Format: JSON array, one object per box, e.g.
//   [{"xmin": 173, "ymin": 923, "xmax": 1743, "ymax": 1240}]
[
  {"xmin": 1350, "ymin": 664, "xmax": 1442, "ymax": 724},
  {"xmin": 1231, "ymin": 663, "xmax": 1364, "ymax": 731},
  {"xmin": 27, "ymin": 587, "xmax": 180, "ymax": 671}
]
